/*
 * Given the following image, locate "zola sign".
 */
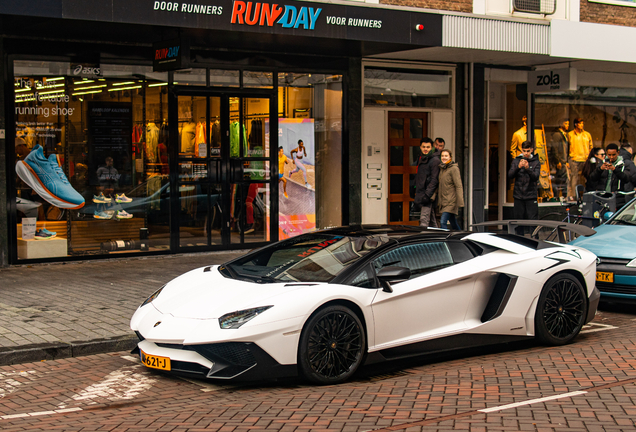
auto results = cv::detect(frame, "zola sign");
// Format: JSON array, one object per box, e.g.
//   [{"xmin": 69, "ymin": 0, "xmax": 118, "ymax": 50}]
[{"xmin": 528, "ymin": 68, "xmax": 577, "ymax": 93}]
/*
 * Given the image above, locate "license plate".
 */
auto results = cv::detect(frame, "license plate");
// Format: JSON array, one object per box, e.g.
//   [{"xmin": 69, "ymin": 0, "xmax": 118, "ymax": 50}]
[
  {"xmin": 140, "ymin": 350, "xmax": 171, "ymax": 371},
  {"xmin": 596, "ymin": 271, "xmax": 614, "ymax": 283}
]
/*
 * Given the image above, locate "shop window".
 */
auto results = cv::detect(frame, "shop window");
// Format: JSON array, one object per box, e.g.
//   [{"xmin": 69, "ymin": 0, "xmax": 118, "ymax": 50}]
[
  {"xmin": 276, "ymin": 72, "xmax": 342, "ymax": 239},
  {"xmin": 174, "ymin": 68, "xmax": 207, "ymax": 86},
  {"xmin": 13, "ymin": 61, "xmax": 170, "ymax": 260},
  {"xmin": 512, "ymin": 0, "xmax": 556, "ymax": 15},
  {"xmin": 244, "ymin": 71, "xmax": 273, "ymax": 88},
  {"xmin": 210, "ymin": 69, "xmax": 239, "ymax": 87},
  {"xmin": 364, "ymin": 67, "xmax": 452, "ymax": 109}
]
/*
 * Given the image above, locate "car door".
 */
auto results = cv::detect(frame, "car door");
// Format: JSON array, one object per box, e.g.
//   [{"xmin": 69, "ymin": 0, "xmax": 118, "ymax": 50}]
[{"xmin": 370, "ymin": 241, "xmax": 479, "ymax": 350}]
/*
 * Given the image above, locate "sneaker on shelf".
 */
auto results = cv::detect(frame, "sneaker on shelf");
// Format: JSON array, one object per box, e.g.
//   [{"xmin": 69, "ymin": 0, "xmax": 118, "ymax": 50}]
[
  {"xmin": 93, "ymin": 192, "xmax": 112, "ymax": 203},
  {"xmin": 115, "ymin": 193, "xmax": 133, "ymax": 203},
  {"xmin": 244, "ymin": 224, "xmax": 254, "ymax": 234},
  {"xmin": 116, "ymin": 210, "xmax": 133, "ymax": 219},
  {"xmin": 15, "ymin": 144, "xmax": 85, "ymax": 209},
  {"xmin": 34, "ymin": 229, "xmax": 56, "ymax": 240},
  {"xmin": 93, "ymin": 210, "xmax": 113, "ymax": 220},
  {"xmin": 284, "ymin": 192, "xmax": 289, "ymax": 198},
  {"xmin": 40, "ymin": 228, "xmax": 57, "ymax": 238}
]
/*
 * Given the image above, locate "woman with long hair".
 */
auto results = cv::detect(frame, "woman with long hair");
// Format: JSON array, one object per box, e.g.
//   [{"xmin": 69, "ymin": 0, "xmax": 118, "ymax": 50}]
[
  {"xmin": 437, "ymin": 149, "xmax": 464, "ymax": 230},
  {"xmin": 581, "ymin": 147, "xmax": 605, "ymax": 192}
]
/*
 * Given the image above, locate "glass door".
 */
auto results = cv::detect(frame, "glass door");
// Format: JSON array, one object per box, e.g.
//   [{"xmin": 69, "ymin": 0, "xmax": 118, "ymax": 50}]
[
  {"xmin": 177, "ymin": 95, "xmax": 224, "ymax": 248},
  {"xmin": 175, "ymin": 93, "xmax": 272, "ymax": 249},
  {"xmin": 228, "ymin": 96, "xmax": 270, "ymax": 245}
]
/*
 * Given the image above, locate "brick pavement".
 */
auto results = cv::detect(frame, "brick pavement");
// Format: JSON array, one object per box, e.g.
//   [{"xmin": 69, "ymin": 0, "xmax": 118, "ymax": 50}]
[
  {"xmin": 0, "ymin": 308, "xmax": 634, "ymax": 431},
  {"xmin": 0, "ymin": 251, "xmax": 245, "ymax": 365}
]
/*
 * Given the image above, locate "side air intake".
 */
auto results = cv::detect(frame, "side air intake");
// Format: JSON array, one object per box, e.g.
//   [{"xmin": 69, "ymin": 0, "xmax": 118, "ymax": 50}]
[{"xmin": 481, "ymin": 273, "xmax": 518, "ymax": 322}]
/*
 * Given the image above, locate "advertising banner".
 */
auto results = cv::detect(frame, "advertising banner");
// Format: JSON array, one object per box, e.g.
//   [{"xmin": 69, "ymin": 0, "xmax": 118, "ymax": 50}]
[{"xmin": 277, "ymin": 118, "xmax": 316, "ymax": 240}]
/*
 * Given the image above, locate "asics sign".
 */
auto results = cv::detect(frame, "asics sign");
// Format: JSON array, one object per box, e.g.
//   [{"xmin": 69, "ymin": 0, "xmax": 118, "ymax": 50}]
[
  {"xmin": 231, "ymin": 1, "xmax": 321, "ymax": 30},
  {"xmin": 72, "ymin": 64, "xmax": 101, "ymax": 77}
]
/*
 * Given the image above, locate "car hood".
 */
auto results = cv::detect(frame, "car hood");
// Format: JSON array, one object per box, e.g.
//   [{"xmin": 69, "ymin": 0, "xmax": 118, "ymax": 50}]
[
  {"xmin": 150, "ymin": 266, "xmax": 307, "ymax": 319},
  {"xmin": 570, "ymin": 224, "xmax": 636, "ymax": 260}
]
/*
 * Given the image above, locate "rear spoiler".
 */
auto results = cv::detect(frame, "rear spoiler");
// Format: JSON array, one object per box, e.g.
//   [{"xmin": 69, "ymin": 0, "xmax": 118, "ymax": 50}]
[{"xmin": 472, "ymin": 220, "xmax": 596, "ymax": 244}]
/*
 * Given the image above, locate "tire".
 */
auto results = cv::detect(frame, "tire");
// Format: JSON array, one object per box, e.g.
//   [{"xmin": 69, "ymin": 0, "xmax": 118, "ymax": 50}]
[
  {"xmin": 535, "ymin": 273, "xmax": 587, "ymax": 345},
  {"xmin": 298, "ymin": 305, "xmax": 366, "ymax": 385}
]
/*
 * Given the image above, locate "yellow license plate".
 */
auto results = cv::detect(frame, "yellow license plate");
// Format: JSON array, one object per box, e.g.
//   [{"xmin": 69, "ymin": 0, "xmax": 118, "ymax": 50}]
[
  {"xmin": 140, "ymin": 350, "xmax": 171, "ymax": 371},
  {"xmin": 596, "ymin": 271, "xmax": 614, "ymax": 283}
]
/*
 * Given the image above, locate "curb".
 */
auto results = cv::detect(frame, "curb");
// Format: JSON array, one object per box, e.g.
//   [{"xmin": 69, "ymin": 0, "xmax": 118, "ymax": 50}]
[{"xmin": 0, "ymin": 335, "xmax": 139, "ymax": 366}]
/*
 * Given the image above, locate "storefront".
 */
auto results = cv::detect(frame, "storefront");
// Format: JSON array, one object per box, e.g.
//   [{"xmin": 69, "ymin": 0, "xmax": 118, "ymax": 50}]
[{"xmin": 0, "ymin": 0, "xmax": 442, "ymax": 264}]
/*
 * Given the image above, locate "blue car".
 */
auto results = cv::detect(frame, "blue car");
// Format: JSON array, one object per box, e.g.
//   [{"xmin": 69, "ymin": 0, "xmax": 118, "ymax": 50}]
[{"xmin": 570, "ymin": 197, "xmax": 636, "ymax": 303}]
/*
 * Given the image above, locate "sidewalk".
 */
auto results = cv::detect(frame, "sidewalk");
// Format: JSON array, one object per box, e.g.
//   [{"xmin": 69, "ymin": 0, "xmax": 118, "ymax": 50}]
[{"xmin": 0, "ymin": 250, "xmax": 245, "ymax": 366}]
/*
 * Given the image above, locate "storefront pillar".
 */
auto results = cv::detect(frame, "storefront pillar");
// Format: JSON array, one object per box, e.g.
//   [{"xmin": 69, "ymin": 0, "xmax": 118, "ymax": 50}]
[
  {"xmin": 346, "ymin": 57, "xmax": 362, "ymax": 225},
  {"xmin": 471, "ymin": 64, "xmax": 486, "ymax": 226},
  {"xmin": 0, "ymin": 36, "xmax": 8, "ymax": 267}
]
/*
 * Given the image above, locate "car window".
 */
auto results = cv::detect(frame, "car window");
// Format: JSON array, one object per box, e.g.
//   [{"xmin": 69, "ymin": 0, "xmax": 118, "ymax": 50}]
[
  {"xmin": 348, "ymin": 264, "xmax": 377, "ymax": 288},
  {"xmin": 373, "ymin": 242, "xmax": 454, "ymax": 279}
]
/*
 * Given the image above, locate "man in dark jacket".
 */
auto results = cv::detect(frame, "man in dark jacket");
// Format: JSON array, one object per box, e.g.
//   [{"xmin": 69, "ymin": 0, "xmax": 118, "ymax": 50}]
[
  {"xmin": 548, "ymin": 118, "xmax": 569, "ymax": 199},
  {"xmin": 414, "ymin": 137, "xmax": 440, "ymax": 228},
  {"xmin": 590, "ymin": 143, "xmax": 635, "ymax": 207},
  {"xmin": 619, "ymin": 143, "xmax": 632, "ymax": 162},
  {"xmin": 508, "ymin": 140, "xmax": 541, "ymax": 234}
]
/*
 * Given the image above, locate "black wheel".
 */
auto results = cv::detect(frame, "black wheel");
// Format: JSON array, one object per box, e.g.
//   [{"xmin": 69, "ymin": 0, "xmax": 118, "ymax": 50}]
[
  {"xmin": 535, "ymin": 273, "xmax": 587, "ymax": 345},
  {"xmin": 298, "ymin": 305, "xmax": 366, "ymax": 384}
]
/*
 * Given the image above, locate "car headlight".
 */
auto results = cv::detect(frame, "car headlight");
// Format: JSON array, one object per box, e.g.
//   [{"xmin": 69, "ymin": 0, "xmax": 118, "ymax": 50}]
[
  {"xmin": 141, "ymin": 286, "xmax": 164, "ymax": 307},
  {"xmin": 627, "ymin": 258, "xmax": 636, "ymax": 268},
  {"xmin": 219, "ymin": 306, "xmax": 273, "ymax": 329}
]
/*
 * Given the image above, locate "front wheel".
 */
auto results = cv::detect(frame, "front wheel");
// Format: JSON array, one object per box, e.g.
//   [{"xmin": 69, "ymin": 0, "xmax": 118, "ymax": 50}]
[
  {"xmin": 298, "ymin": 305, "xmax": 366, "ymax": 385},
  {"xmin": 535, "ymin": 273, "xmax": 587, "ymax": 345}
]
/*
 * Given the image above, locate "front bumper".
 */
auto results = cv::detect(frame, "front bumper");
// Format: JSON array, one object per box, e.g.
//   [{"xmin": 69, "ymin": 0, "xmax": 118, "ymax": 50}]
[
  {"xmin": 596, "ymin": 258, "xmax": 636, "ymax": 303},
  {"xmin": 136, "ymin": 337, "xmax": 296, "ymax": 382}
]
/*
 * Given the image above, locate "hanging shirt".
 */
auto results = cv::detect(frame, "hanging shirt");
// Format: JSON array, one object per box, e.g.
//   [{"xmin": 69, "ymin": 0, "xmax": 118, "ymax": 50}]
[
  {"xmin": 180, "ymin": 122, "xmax": 196, "ymax": 153},
  {"xmin": 230, "ymin": 121, "xmax": 248, "ymax": 157},
  {"xmin": 146, "ymin": 122, "xmax": 160, "ymax": 163}
]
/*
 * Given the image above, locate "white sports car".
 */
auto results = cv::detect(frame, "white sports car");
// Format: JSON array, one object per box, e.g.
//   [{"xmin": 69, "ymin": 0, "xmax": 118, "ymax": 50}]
[{"xmin": 130, "ymin": 225, "xmax": 600, "ymax": 384}]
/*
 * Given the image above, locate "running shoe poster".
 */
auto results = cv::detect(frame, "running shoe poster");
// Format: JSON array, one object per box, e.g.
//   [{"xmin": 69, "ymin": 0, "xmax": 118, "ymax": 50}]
[{"xmin": 277, "ymin": 118, "xmax": 316, "ymax": 240}]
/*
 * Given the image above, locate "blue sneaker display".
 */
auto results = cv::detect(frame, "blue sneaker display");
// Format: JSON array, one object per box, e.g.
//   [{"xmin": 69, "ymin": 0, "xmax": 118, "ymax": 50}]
[
  {"xmin": 35, "ymin": 229, "xmax": 56, "ymax": 240},
  {"xmin": 16, "ymin": 145, "xmax": 85, "ymax": 209},
  {"xmin": 94, "ymin": 210, "xmax": 113, "ymax": 220}
]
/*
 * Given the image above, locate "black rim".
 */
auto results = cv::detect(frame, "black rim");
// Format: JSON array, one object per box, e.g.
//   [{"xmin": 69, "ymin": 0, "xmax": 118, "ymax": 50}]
[
  {"xmin": 307, "ymin": 311, "xmax": 363, "ymax": 379},
  {"xmin": 543, "ymin": 279, "xmax": 585, "ymax": 339}
]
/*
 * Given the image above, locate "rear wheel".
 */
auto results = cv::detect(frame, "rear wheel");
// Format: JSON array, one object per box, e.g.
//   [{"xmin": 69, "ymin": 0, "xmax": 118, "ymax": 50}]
[
  {"xmin": 535, "ymin": 273, "xmax": 587, "ymax": 345},
  {"xmin": 298, "ymin": 305, "xmax": 366, "ymax": 384}
]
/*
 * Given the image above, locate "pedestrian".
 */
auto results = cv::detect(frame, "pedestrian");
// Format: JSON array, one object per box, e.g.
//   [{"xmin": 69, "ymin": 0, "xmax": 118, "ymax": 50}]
[
  {"xmin": 548, "ymin": 118, "xmax": 569, "ymax": 198},
  {"xmin": 433, "ymin": 137, "xmax": 445, "ymax": 158},
  {"xmin": 619, "ymin": 143, "xmax": 633, "ymax": 162},
  {"xmin": 581, "ymin": 147, "xmax": 605, "ymax": 193},
  {"xmin": 589, "ymin": 143, "xmax": 635, "ymax": 207},
  {"xmin": 413, "ymin": 137, "xmax": 440, "ymax": 228},
  {"xmin": 567, "ymin": 117, "xmax": 593, "ymax": 201},
  {"xmin": 437, "ymin": 149, "xmax": 464, "ymax": 230},
  {"xmin": 508, "ymin": 140, "xmax": 540, "ymax": 234}
]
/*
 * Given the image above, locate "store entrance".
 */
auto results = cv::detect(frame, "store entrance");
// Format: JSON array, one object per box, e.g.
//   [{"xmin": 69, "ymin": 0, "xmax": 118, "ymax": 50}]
[{"xmin": 174, "ymin": 92, "xmax": 273, "ymax": 250}]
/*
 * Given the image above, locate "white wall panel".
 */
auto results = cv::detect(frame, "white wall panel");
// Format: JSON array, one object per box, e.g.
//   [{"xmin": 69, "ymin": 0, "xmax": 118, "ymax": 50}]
[{"xmin": 362, "ymin": 109, "xmax": 387, "ymax": 224}]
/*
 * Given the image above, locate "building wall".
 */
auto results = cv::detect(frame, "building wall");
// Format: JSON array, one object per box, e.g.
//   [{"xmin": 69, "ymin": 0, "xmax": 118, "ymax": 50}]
[
  {"xmin": 379, "ymin": 0, "xmax": 472, "ymax": 13},
  {"xmin": 580, "ymin": 1, "xmax": 636, "ymax": 27}
]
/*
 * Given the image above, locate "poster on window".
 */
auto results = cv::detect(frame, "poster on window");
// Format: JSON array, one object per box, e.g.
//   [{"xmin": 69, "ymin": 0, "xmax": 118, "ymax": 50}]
[{"xmin": 270, "ymin": 118, "xmax": 316, "ymax": 240}]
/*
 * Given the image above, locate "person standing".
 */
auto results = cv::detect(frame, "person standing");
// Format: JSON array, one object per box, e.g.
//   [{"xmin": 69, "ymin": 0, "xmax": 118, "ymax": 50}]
[
  {"xmin": 433, "ymin": 137, "xmax": 445, "ymax": 158},
  {"xmin": 589, "ymin": 143, "xmax": 635, "ymax": 207},
  {"xmin": 510, "ymin": 115, "xmax": 527, "ymax": 159},
  {"xmin": 548, "ymin": 118, "xmax": 569, "ymax": 198},
  {"xmin": 508, "ymin": 141, "xmax": 540, "ymax": 234},
  {"xmin": 581, "ymin": 147, "xmax": 605, "ymax": 193},
  {"xmin": 437, "ymin": 149, "xmax": 464, "ymax": 230},
  {"xmin": 413, "ymin": 138, "xmax": 440, "ymax": 228},
  {"xmin": 567, "ymin": 118, "xmax": 593, "ymax": 201}
]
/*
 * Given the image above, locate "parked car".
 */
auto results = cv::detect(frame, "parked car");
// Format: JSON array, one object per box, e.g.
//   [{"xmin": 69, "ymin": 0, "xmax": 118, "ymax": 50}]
[
  {"xmin": 570, "ymin": 196, "xmax": 636, "ymax": 304},
  {"xmin": 131, "ymin": 225, "xmax": 599, "ymax": 384}
]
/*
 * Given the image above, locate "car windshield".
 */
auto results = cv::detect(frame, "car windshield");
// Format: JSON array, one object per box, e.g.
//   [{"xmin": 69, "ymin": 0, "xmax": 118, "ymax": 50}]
[
  {"xmin": 608, "ymin": 199, "xmax": 636, "ymax": 226},
  {"xmin": 222, "ymin": 233, "xmax": 391, "ymax": 283}
]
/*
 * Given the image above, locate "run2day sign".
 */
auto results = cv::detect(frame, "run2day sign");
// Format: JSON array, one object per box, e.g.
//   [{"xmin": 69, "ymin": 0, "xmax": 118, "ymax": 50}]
[{"xmin": 137, "ymin": 0, "xmax": 441, "ymax": 46}]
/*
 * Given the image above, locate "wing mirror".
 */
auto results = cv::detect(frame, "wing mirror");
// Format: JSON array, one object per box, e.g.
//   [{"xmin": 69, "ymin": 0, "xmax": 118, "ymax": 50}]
[{"xmin": 376, "ymin": 266, "xmax": 411, "ymax": 293}]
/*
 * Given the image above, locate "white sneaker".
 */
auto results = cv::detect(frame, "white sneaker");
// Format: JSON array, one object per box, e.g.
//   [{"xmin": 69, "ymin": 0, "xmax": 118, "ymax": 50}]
[{"xmin": 116, "ymin": 210, "xmax": 133, "ymax": 219}]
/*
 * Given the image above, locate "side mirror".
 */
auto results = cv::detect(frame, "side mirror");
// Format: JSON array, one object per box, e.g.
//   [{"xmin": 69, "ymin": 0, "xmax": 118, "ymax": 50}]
[
  {"xmin": 603, "ymin": 211, "xmax": 614, "ymax": 221},
  {"xmin": 376, "ymin": 266, "xmax": 411, "ymax": 293}
]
